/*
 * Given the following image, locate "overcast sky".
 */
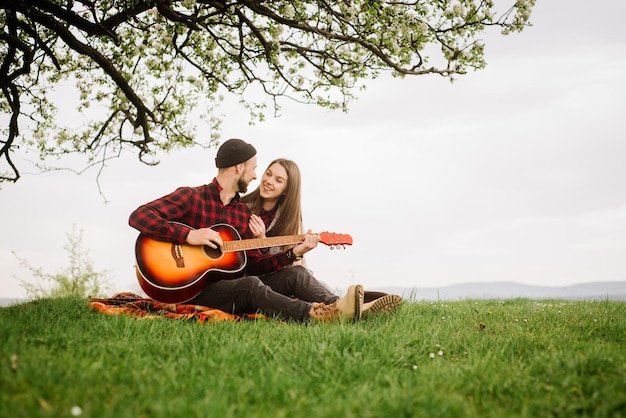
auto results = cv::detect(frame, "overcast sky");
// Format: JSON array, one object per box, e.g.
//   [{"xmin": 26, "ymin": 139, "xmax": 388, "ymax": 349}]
[{"xmin": 2, "ymin": 0, "xmax": 625, "ymax": 300}]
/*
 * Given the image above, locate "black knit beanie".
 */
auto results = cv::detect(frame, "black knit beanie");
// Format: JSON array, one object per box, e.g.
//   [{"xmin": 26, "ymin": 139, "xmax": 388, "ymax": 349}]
[{"xmin": 215, "ymin": 138, "xmax": 257, "ymax": 168}]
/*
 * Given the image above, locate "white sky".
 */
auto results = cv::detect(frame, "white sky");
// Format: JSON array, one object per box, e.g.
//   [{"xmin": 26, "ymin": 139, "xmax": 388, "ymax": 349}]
[{"xmin": 2, "ymin": 0, "xmax": 625, "ymax": 299}]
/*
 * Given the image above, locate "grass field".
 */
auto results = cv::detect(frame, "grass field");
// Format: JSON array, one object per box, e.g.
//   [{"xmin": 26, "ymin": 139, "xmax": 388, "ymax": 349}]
[{"xmin": 1, "ymin": 296, "xmax": 625, "ymax": 417}]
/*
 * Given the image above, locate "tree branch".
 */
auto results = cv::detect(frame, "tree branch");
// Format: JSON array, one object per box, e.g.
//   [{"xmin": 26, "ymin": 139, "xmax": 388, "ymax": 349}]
[{"xmin": 16, "ymin": 3, "xmax": 156, "ymax": 146}]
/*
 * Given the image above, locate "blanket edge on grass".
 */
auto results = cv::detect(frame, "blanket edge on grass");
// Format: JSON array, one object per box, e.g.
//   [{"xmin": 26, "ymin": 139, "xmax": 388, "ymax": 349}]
[{"xmin": 88, "ymin": 292, "xmax": 264, "ymax": 323}]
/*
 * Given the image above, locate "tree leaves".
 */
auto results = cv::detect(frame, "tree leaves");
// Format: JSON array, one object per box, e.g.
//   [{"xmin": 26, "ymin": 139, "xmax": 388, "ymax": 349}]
[{"xmin": 0, "ymin": 0, "xmax": 535, "ymax": 181}]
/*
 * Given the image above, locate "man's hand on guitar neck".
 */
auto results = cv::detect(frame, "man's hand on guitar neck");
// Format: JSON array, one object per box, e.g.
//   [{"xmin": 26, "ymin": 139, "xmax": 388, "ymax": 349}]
[
  {"xmin": 186, "ymin": 227, "xmax": 224, "ymax": 249},
  {"xmin": 292, "ymin": 230, "xmax": 319, "ymax": 257}
]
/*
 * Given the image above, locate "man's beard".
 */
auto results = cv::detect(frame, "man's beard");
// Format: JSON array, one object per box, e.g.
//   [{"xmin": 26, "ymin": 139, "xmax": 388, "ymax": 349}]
[{"xmin": 237, "ymin": 176, "xmax": 249, "ymax": 193}]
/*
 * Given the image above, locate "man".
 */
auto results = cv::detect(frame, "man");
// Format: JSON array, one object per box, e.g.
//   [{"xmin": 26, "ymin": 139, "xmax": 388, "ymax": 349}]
[{"xmin": 129, "ymin": 138, "xmax": 364, "ymax": 322}]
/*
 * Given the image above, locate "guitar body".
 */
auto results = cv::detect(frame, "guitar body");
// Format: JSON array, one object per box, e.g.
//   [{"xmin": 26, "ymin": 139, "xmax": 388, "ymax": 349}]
[{"xmin": 135, "ymin": 224, "xmax": 246, "ymax": 303}]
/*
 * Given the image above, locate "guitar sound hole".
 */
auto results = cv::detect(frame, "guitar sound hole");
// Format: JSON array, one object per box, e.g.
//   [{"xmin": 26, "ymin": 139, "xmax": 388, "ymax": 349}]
[{"xmin": 202, "ymin": 245, "xmax": 222, "ymax": 260}]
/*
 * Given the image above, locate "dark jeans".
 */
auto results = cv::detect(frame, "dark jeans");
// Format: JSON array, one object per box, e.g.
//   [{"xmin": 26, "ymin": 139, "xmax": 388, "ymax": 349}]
[{"xmin": 188, "ymin": 265, "xmax": 339, "ymax": 322}]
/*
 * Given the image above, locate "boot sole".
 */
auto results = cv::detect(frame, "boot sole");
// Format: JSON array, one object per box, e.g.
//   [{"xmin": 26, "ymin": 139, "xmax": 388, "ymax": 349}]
[
  {"xmin": 361, "ymin": 294, "xmax": 403, "ymax": 318},
  {"xmin": 354, "ymin": 284, "xmax": 364, "ymax": 321}
]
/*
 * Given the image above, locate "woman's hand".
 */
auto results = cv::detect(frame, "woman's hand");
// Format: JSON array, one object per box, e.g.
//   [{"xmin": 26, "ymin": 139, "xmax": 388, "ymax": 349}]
[{"xmin": 249, "ymin": 214, "xmax": 267, "ymax": 239}]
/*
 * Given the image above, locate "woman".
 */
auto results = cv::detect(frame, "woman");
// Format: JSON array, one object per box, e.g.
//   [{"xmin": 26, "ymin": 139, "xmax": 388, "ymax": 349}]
[
  {"xmin": 243, "ymin": 158, "xmax": 403, "ymax": 317},
  {"xmin": 241, "ymin": 158, "xmax": 303, "ymax": 255}
]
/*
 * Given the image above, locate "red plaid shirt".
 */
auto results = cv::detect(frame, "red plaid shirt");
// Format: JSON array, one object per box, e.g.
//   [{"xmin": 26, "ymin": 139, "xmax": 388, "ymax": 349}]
[
  {"xmin": 129, "ymin": 178, "xmax": 290, "ymax": 275},
  {"xmin": 258, "ymin": 206, "xmax": 279, "ymax": 231}
]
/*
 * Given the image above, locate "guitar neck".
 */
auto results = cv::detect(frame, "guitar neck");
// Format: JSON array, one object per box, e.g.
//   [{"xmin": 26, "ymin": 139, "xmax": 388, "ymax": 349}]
[{"xmin": 221, "ymin": 235, "xmax": 305, "ymax": 252}]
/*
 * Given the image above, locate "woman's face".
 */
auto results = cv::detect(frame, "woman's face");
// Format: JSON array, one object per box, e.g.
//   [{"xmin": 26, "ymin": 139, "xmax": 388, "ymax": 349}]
[{"xmin": 260, "ymin": 162, "xmax": 288, "ymax": 201}]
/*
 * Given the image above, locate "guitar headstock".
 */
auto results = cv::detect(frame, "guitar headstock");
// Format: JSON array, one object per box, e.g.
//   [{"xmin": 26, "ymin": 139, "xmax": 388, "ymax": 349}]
[{"xmin": 319, "ymin": 232, "xmax": 353, "ymax": 248}]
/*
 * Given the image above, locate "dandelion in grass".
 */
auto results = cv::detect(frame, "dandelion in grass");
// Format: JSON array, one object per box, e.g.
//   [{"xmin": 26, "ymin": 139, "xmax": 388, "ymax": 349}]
[
  {"xmin": 429, "ymin": 352, "xmax": 435, "ymax": 359},
  {"xmin": 71, "ymin": 406, "xmax": 82, "ymax": 416},
  {"xmin": 438, "ymin": 350, "xmax": 444, "ymax": 356}
]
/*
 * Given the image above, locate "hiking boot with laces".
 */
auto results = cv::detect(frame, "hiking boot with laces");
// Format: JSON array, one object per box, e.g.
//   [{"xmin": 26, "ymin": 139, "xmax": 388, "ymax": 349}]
[
  {"xmin": 361, "ymin": 294, "xmax": 403, "ymax": 318},
  {"xmin": 309, "ymin": 284, "xmax": 364, "ymax": 322}
]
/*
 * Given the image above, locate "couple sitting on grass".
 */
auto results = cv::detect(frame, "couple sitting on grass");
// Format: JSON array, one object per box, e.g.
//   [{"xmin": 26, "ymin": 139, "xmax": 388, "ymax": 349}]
[{"xmin": 129, "ymin": 139, "xmax": 402, "ymax": 322}]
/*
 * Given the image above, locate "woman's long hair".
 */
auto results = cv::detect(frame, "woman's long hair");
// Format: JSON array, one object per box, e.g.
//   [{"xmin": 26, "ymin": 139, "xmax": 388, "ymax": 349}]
[{"xmin": 241, "ymin": 158, "xmax": 303, "ymax": 238}]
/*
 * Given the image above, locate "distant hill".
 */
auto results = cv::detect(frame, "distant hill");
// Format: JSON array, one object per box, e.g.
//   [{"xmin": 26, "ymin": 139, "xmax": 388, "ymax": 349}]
[
  {"xmin": 0, "ymin": 297, "xmax": 27, "ymax": 307},
  {"xmin": 373, "ymin": 281, "xmax": 626, "ymax": 302},
  {"xmin": 2, "ymin": 281, "xmax": 625, "ymax": 306}
]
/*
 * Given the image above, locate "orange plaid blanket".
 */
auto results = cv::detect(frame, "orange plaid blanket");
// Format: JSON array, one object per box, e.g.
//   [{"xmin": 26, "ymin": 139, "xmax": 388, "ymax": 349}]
[{"xmin": 89, "ymin": 292, "xmax": 263, "ymax": 323}]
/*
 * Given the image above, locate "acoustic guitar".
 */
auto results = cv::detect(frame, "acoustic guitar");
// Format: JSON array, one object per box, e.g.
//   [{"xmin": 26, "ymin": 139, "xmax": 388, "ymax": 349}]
[{"xmin": 135, "ymin": 223, "xmax": 353, "ymax": 303}]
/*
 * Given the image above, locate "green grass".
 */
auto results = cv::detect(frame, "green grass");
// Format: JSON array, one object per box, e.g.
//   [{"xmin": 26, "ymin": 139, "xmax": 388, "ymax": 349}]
[{"xmin": 1, "ymin": 296, "xmax": 625, "ymax": 417}]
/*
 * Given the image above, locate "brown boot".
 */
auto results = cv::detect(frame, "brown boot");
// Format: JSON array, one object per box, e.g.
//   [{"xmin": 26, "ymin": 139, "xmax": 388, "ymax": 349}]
[
  {"xmin": 361, "ymin": 294, "xmax": 403, "ymax": 318},
  {"xmin": 337, "ymin": 284, "xmax": 364, "ymax": 320},
  {"xmin": 309, "ymin": 302, "xmax": 338, "ymax": 322},
  {"xmin": 309, "ymin": 284, "xmax": 364, "ymax": 322}
]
